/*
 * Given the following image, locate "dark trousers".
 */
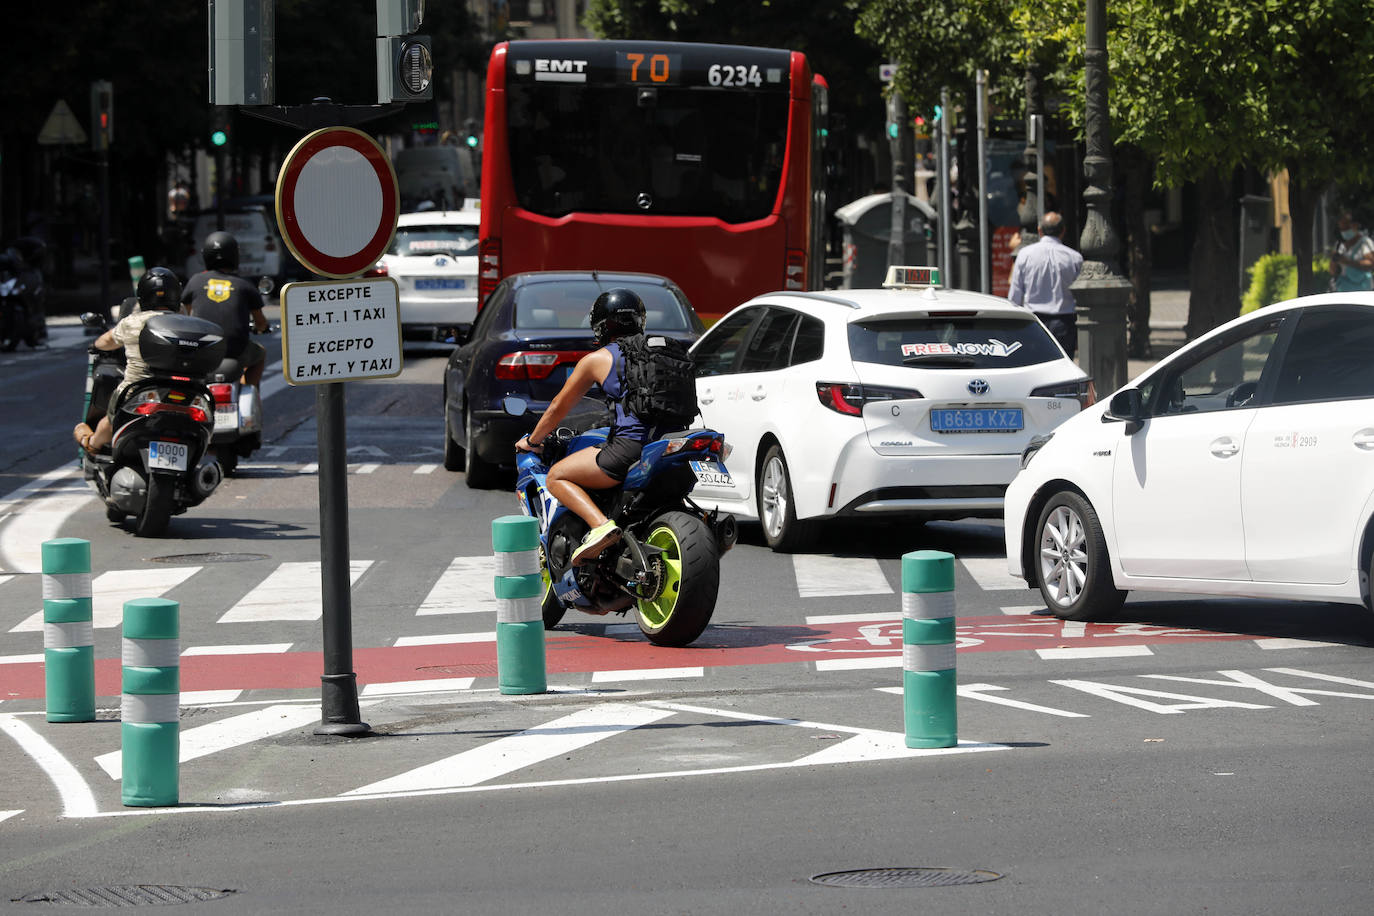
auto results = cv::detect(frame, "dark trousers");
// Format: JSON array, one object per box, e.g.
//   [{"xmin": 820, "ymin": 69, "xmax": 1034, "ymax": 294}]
[{"xmin": 1036, "ymin": 312, "xmax": 1078, "ymax": 359}]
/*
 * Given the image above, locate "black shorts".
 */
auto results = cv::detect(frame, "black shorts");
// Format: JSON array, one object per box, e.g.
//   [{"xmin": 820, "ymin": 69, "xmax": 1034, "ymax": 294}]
[{"xmin": 595, "ymin": 435, "xmax": 645, "ymax": 482}]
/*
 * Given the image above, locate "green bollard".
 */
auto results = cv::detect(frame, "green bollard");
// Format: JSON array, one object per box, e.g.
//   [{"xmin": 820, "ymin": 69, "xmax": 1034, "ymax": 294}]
[
  {"xmin": 121, "ymin": 598, "xmax": 179, "ymax": 807},
  {"xmin": 42, "ymin": 538, "xmax": 95, "ymax": 723},
  {"xmin": 901, "ymin": 550, "xmax": 958, "ymax": 749},
  {"xmin": 492, "ymin": 515, "xmax": 546, "ymax": 695}
]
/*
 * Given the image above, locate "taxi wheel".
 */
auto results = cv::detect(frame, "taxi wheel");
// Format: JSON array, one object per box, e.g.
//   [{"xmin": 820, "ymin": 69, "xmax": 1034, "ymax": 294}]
[
  {"xmin": 757, "ymin": 444, "xmax": 817, "ymax": 553},
  {"xmin": 1034, "ymin": 490, "xmax": 1126, "ymax": 621}
]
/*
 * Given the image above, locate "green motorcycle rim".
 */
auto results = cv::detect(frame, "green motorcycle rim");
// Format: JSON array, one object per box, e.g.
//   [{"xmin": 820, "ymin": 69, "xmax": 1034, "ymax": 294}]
[{"xmin": 637, "ymin": 524, "xmax": 685, "ymax": 630}]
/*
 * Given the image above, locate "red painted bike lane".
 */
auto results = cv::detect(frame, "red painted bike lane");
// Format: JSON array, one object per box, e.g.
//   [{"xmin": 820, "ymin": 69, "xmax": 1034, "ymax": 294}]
[{"xmin": 0, "ymin": 616, "xmax": 1256, "ymax": 702}]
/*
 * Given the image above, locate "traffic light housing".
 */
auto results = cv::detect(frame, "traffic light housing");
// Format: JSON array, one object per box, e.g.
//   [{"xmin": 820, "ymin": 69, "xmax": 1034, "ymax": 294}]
[
  {"xmin": 90, "ymin": 80, "xmax": 113, "ymax": 152},
  {"xmin": 463, "ymin": 117, "xmax": 480, "ymax": 151},
  {"xmin": 210, "ymin": 106, "xmax": 232, "ymax": 149},
  {"xmin": 376, "ymin": 0, "xmax": 432, "ymax": 103}
]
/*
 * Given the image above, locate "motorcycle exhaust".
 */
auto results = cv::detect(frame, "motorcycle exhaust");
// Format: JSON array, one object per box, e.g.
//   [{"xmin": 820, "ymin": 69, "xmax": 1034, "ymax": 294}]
[
  {"xmin": 712, "ymin": 513, "xmax": 738, "ymax": 553},
  {"xmin": 110, "ymin": 467, "xmax": 148, "ymax": 515},
  {"xmin": 192, "ymin": 457, "xmax": 222, "ymax": 501}
]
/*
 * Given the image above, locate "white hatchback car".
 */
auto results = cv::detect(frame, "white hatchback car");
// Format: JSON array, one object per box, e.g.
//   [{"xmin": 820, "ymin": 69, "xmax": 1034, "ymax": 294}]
[
  {"xmin": 689, "ymin": 268, "xmax": 1092, "ymax": 551},
  {"xmin": 378, "ymin": 209, "xmax": 480, "ymax": 342},
  {"xmin": 1005, "ymin": 292, "xmax": 1374, "ymax": 621}
]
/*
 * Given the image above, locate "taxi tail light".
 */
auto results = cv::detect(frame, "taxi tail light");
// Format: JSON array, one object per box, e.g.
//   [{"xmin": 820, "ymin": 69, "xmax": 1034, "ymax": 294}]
[
  {"xmin": 815, "ymin": 382, "xmax": 923, "ymax": 416},
  {"xmin": 479, "ymin": 239, "xmax": 501, "ymax": 304},
  {"xmin": 495, "ymin": 350, "xmax": 589, "ymax": 380},
  {"xmin": 785, "ymin": 249, "xmax": 805, "ymax": 290},
  {"xmin": 363, "ymin": 263, "xmax": 389, "ymax": 278},
  {"xmin": 1030, "ymin": 378, "xmax": 1095, "ymax": 409}
]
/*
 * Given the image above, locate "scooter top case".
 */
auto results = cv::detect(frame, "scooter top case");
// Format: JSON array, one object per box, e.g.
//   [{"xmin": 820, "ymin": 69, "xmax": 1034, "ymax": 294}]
[{"xmin": 138, "ymin": 313, "xmax": 226, "ymax": 377}]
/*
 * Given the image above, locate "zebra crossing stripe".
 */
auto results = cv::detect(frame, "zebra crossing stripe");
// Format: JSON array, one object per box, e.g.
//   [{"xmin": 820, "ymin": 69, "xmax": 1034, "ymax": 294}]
[
  {"xmin": 96, "ymin": 703, "xmax": 320, "ymax": 780},
  {"xmin": 217, "ymin": 561, "xmax": 371, "ymax": 623},
  {"xmin": 417, "ymin": 557, "xmax": 497, "ymax": 616},
  {"xmin": 12, "ymin": 567, "xmax": 201, "ymax": 633},
  {"xmin": 792, "ymin": 555, "xmax": 893, "ymax": 597},
  {"xmin": 342, "ymin": 703, "xmax": 675, "ymax": 796},
  {"xmin": 958, "ymin": 556, "xmax": 1026, "ymax": 591}
]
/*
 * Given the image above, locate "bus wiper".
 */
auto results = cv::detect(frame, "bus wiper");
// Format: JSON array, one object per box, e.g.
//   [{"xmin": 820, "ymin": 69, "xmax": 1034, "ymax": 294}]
[{"xmin": 903, "ymin": 354, "xmax": 977, "ymax": 367}]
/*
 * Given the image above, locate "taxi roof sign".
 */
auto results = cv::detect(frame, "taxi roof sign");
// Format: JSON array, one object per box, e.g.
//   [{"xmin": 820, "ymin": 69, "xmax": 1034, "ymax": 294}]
[{"xmin": 883, "ymin": 265, "xmax": 942, "ymax": 289}]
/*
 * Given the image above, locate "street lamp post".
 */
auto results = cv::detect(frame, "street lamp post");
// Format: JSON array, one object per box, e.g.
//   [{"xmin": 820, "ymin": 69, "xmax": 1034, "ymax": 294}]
[{"xmin": 1070, "ymin": 0, "xmax": 1132, "ymax": 394}]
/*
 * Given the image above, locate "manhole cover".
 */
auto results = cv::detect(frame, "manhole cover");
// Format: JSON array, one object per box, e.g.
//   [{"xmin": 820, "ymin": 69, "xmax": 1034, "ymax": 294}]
[
  {"xmin": 810, "ymin": 867, "xmax": 1003, "ymax": 888},
  {"xmin": 149, "ymin": 553, "xmax": 268, "ymax": 564},
  {"xmin": 14, "ymin": 885, "xmax": 235, "ymax": 906}
]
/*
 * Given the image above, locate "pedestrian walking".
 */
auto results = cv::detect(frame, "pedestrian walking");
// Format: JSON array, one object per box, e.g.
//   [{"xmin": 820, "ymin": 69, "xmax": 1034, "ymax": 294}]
[
  {"xmin": 1007, "ymin": 211, "xmax": 1083, "ymax": 359},
  {"xmin": 1329, "ymin": 211, "xmax": 1374, "ymax": 292}
]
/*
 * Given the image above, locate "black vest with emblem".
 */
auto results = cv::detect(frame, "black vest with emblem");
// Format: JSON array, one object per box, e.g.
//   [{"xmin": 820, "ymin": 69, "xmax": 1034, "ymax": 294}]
[{"xmin": 184, "ymin": 270, "xmax": 258, "ymax": 358}]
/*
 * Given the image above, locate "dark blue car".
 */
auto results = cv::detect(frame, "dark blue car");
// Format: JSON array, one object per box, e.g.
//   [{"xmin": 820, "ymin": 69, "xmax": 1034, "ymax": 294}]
[{"xmin": 443, "ymin": 270, "xmax": 705, "ymax": 487}]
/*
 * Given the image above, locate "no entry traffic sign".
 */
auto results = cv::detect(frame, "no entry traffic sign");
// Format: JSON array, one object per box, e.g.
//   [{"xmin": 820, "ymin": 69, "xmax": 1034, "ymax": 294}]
[{"xmin": 276, "ymin": 127, "xmax": 399, "ymax": 279}]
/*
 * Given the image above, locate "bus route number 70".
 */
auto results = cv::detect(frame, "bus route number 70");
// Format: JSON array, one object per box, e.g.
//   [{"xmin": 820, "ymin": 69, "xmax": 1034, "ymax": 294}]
[{"xmin": 708, "ymin": 63, "xmax": 764, "ymax": 88}]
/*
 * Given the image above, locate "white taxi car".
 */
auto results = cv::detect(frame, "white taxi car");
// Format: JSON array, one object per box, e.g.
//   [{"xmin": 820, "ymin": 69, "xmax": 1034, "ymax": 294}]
[
  {"xmin": 689, "ymin": 267, "xmax": 1092, "ymax": 551},
  {"xmin": 1005, "ymin": 292, "xmax": 1374, "ymax": 621},
  {"xmin": 377, "ymin": 208, "xmax": 480, "ymax": 342}
]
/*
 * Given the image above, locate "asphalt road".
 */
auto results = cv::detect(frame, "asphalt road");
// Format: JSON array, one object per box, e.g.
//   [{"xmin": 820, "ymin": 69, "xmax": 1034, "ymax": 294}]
[{"xmin": 1, "ymin": 325, "xmax": 1372, "ymax": 914}]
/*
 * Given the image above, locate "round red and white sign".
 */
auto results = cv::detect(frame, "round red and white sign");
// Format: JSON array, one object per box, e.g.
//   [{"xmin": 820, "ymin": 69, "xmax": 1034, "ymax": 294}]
[{"xmin": 275, "ymin": 127, "xmax": 399, "ymax": 279}]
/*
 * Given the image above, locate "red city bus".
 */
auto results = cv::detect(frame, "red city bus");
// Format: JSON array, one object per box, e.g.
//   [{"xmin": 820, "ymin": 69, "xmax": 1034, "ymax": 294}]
[{"xmin": 478, "ymin": 40, "xmax": 820, "ymax": 320}]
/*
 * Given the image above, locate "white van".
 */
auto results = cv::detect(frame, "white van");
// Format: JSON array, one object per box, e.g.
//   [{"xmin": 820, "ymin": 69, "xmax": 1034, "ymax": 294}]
[
  {"xmin": 185, "ymin": 208, "xmax": 283, "ymax": 283},
  {"xmin": 394, "ymin": 146, "xmax": 478, "ymax": 212}
]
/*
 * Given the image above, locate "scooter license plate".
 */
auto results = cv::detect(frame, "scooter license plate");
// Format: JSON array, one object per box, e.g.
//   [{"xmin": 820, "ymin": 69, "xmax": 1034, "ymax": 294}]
[
  {"xmin": 148, "ymin": 441, "xmax": 189, "ymax": 472},
  {"xmin": 214, "ymin": 405, "xmax": 239, "ymax": 432},
  {"xmin": 690, "ymin": 460, "xmax": 733, "ymax": 487}
]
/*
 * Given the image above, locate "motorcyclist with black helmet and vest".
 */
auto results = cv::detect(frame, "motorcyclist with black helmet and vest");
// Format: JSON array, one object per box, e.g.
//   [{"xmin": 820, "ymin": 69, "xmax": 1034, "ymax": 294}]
[
  {"xmin": 74, "ymin": 267, "xmax": 182, "ymax": 455},
  {"xmin": 181, "ymin": 231, "xmax": 269, "ymax": 387},
  {"xmin": 516, "ymin": 287, "xmax": 650, "ymax": 566}
]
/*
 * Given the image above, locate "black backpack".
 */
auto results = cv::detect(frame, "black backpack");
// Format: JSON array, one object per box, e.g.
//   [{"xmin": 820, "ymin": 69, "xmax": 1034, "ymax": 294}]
[{"xmin": 617, "ymin": 332, "xmax": 698, "ymax": 432}]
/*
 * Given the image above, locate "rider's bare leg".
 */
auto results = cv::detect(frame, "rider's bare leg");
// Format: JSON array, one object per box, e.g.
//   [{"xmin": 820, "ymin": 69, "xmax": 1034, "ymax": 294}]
[{"xmin": 546, "ymin": 447, "xmax": 617, "ymax": 528}]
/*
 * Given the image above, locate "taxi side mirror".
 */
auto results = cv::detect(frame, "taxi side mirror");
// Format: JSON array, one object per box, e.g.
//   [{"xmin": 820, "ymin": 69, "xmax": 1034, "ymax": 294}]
[{"xmin": 1104, "ymin": 388, "xmax": 1145, "ymax": 434}]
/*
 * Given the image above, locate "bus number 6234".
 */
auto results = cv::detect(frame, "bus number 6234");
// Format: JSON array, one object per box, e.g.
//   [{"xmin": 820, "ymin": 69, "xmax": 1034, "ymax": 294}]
[{"xmin": 708, "ymin": 63, "xmax": 763, "ymax": 88}]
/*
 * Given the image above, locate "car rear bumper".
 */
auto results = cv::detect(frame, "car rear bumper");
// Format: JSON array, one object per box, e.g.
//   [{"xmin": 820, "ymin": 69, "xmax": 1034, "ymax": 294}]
[
  {"xmin": 807, "ymin": 446, "xmax": 1022, "ymax": 521},
  {"xmin": 399, "ymin": 295, "xmax": 478, "ymax": 330}
]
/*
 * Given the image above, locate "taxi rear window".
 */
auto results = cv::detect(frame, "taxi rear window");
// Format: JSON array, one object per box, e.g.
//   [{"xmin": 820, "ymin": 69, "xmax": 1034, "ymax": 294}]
[{"xmin": 847, "ymin": 315, "xmax": 1063, "ymax": 369}]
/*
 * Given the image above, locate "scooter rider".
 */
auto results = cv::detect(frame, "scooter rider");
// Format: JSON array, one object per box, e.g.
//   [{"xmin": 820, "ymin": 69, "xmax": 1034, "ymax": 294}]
[
  {"xmin": 74, "ymin": 267, "xmax": 182, "ymax": 454},
  {"xmin": 516, "ymin": 288, "xmax": 649, "ymax": 566},
  {"xmin": 181, "ymin": 231, "xmax": 269, "ymax": 387}
]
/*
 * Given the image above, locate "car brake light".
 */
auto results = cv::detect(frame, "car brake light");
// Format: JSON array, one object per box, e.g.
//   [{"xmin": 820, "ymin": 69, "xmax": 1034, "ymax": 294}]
[
  {"xmin": 785, "ymin": 248, "xmax": 805, "ymax": 290},
  {"xmin": 479, "ymin": 238, "xmax": 501, "ymax": 304},
  {"xmin": 1030, "ymin": 378, "xmax": 1095, "ymax": 409},
  {"xmin": 815, "ymin": 382, "xmax": 923, "ymax": 416},
  {"xmin": 208, "ymin": 383, "xmax": 234, "ymax": 405},
  {"xmin": 364, "ymin": 263, "xmax": 389, "ymax": 278},
  {"xmin": 495, "ymin": 350, "xmax": 588, "ymax": 380}
]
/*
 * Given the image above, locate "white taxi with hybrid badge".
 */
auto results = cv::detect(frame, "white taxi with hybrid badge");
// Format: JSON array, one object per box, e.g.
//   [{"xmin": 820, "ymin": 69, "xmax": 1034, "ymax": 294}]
[
  {"xmin": 375, "ymin": 209, "xmax": 480, "ymax": 342},
  {"xmin": 688, "ymin": 266, "xmax": 1093, "ymax": 551}
]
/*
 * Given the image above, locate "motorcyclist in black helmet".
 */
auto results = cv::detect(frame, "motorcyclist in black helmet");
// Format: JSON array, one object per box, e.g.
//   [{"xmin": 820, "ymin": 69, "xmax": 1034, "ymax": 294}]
[
  {"xmin": 74, "ymin": 267, "xmax": 182, "ymax": 454},
  {"xmin": 516, "ymin": 287, "xmax": 649, "ymax": 566},
  {"xmin": 181, "ymin": 230, "xmax": 269, "ymax": 387}
]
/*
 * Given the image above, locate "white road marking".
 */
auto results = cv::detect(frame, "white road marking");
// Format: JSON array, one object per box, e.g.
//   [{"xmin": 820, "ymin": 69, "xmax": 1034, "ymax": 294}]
[
  {"xmin": 217, "ymin": 561, "xmax": 371, "ymax": 623},
  {"xmin": 95, "ymin": 704, "xmax": 321, "ymax": 779},
  {"xmin": 298, "ymin": 463, "xmax": 318, "ymax": 474},
  {"xmin": 343, "ymin": 702, "xmax": 675, "ymax": 795},
  {"xmin": 958, "ymin": 556, "xmax": 1025, "ymax": 591},
  {"xmin": 999, "ymin": 605, "xmax": 1044, "ymax": 615},
  {"xmin": 814, "ymin": 656, "xmax": 901, "ymax": 671},
  {"xmin": 1253, "ymin": 638, "xmax": 1339, "ymax": 650},
  {"xmin": 0, "ymin": 654, "xmax": 44, "ymax": 665},
  {"xmin": 416, "ymin": 556, "xmax": 496, "ymax": 616},
  {"xmin": 950, "ymin": 683, "xmax": 1090, "ymax": 717},
  {"xmin": 1036, "ymin": 645, "xmax": 1154, "ymax": 660},
  {"xmin": 805, "ymin": 611, "xmax": 899, "ymax": 625},
  {"xmin": 0, "ymin": 810, "xmax": 22, "ymax": 823},
  {"xmin": 393, "ymin": 631, "xmax": 496, "ymax": 647},
  {"xmin": 181, "ymin": 690, "xmax": 243, "ymax": 705},
  {"xmin": 0, "ymin": 713, "xmax": 97, "ymax": 817},
  {"xmin": 591, "ymin": 667, "xmax": 703, "ymax": 683},
  {"xmin": 0, "ymin": 574, "xmax": 14, "ymax": 588},
  {"xmin": 792, "ymin": 555, "xmax": 892, "ymax": 597},
  {"xmin": 1051, "ymin": 679, "xmax": 1272, "ymax": 714},
  {"xmin": 360, "ymin": 678, "xmax": 476, "ymax": 696},
  {"xmin": 413, "ymin": 464, "xmax": 439, "ymax": 475},
  {"xmin": 0, "ymin": 488, "xmax": 92, "ymax": 574},
  {"xmin": 181, "ymin": 643, "xmax": 293, "ymax": 657},
  {"xmin": 1264, "ymin": 668, "xmax": 1374, "ymax": 690},
  {"xmin": 352, "ymin": 463, "xmax": 380, "ymax": 475},
  {"xmin": 11, "ymin": 566, "xmax": 201, "ymax": 632}
]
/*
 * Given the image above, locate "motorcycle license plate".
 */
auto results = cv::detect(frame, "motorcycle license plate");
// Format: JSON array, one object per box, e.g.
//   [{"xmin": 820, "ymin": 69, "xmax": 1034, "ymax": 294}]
[
  {"xmin": 690, "ymin": 460, "xmax": 733, "ymax": 487},
  {"xmin": 214, "ymin": 405, "xmax": 239, "ymax": 432},
  {"xmin": 148, "ymin": 441, "xmax": 189, "ymax": 472}
]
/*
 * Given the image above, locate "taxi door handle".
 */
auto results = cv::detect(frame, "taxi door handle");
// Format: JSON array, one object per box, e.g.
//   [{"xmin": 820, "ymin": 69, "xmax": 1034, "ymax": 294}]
[
  {"xmin": 1210, "ymin": 437, "xmax": 1239, "ymax": 458},
  {"xmin": 1355, "ymin": 428, "xmax": 1374, "ymax": 450},
  {"xmin": 699, "ymin": 389, "xmax": 714, "ymax": 405},
  {"xmin": 750, "ymin": 387, "xmax": 767, "ymax": 401}
]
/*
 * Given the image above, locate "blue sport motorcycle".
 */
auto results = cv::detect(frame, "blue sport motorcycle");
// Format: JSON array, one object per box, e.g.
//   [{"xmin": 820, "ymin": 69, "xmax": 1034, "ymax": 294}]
[{"xmin": 507, "ymin": 397, "xmax": 737, "ymax": 647}]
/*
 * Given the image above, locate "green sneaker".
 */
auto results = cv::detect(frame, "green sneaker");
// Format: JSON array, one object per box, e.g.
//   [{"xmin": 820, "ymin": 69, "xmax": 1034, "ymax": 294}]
[{"xmin": 570, "ymin": 520, "xmax": 622, "ymax": 566}]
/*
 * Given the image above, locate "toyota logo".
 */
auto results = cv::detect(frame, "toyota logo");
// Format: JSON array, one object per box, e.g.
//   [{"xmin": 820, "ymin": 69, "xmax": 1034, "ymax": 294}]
[
  {"xmin": 968, "ymin": 379, "xmax": 989, "ymax": 396},
  {"xmin": 434, "ymin": 256, "xmax": 449, "ymax": 268}
]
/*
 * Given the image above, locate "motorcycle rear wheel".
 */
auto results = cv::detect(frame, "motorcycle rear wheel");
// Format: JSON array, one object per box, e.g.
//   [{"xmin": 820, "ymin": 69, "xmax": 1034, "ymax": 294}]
[
  {"xmin": 636, "ymin": 511, "xmax": 720, "ymax": 647},
  {"xmin": 135, "ymin": 474, "xmax": 174, "ymax": 537}
]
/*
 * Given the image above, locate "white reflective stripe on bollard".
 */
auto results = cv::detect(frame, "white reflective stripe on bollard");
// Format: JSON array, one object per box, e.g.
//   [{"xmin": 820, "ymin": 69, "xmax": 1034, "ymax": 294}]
[
  {"xmin": 122, "ymin": 693, "xmax": 180, "ymax": 725},
  {"xmin": 902, "ymin": 591, "xmax": 955, "ymax": 620},
  {"xmin": 43, "ymin": 621, "xmax": 94, "ymax": 650},
  {"xmin": 122, "ymin": 638, "xmax": 182, "ymax": 669},
  {"xmin": 42, "ymin": 572, "xmax": 93, "ymax": 600},
  {"xmin": 497, "ymin": 596, "xmax": 543, "ymax": 624},
  {"xmin": 494, "ymin": 551, "xmax": 541, "ymax": 577},
  {"xmin": 903, "ymin": 642, "xmax": 957, "ymax": 672}
]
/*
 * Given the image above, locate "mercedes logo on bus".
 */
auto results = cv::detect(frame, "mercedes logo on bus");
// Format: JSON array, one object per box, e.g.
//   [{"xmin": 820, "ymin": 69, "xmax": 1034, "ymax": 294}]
[
  {"xmin": 968, "ymin": 379, "xmax": 989, "ymax": 396},
  {"xmin": 636, "ymin": 193, "xmax": 653, "ymax": 210}
]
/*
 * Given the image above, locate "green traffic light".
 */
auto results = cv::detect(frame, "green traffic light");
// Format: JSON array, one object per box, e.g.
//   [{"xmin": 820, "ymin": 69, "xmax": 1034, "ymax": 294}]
[
  {"xmin": 465, "ymin": 134, "xmax": 479, "ymax": 149},
  {"xmin": 887, "ymin": 122, "xmax": 899, "ymax": 140},
  {"xmin": 210, "ymin": 129, "xmax": 228, "ymax": 147}
]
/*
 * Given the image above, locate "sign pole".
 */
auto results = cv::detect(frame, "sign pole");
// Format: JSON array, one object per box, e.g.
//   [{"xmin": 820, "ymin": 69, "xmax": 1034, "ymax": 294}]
[{"xmin": 315, "ymin": 380, "xmax": 366, "ymax": 735}]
